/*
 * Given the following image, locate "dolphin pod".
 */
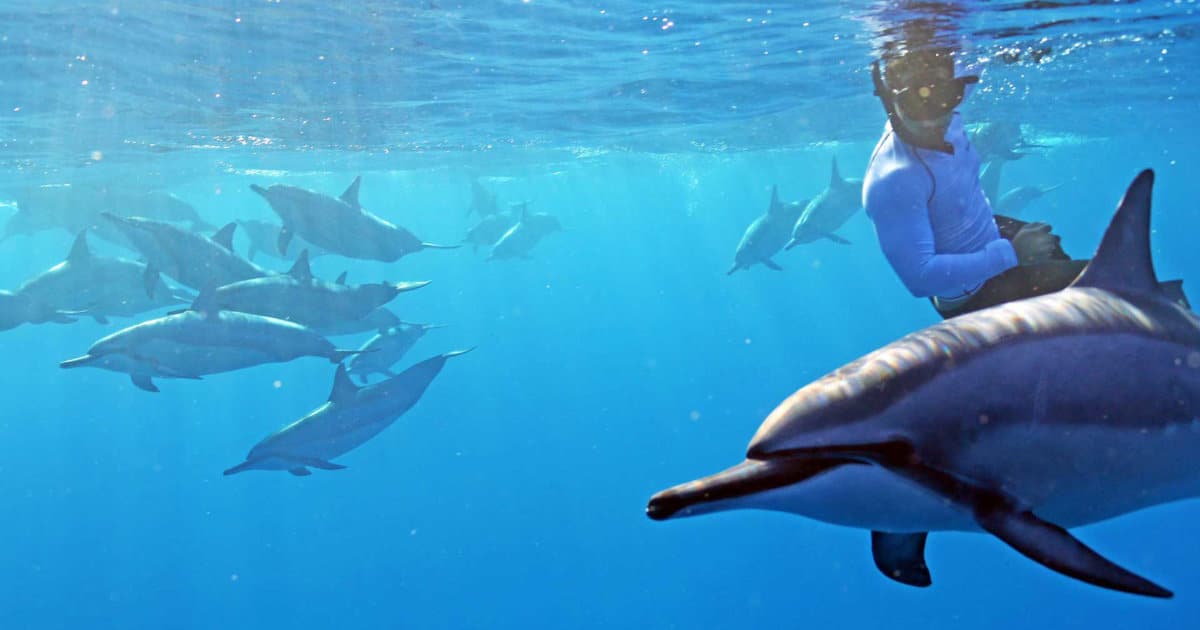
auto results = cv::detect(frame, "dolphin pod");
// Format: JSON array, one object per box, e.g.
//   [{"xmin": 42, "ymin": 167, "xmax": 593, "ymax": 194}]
[
  {"xmin": 223, "ymin": 350, "xmax": 471, "ymax": 476},
  {"xmin": 250, "ymin": 176, "xmax": 459, "ymax": 262},
  {"xmin": 650, "ymin": 169, "xmax": 1194, "ymax": 598},
  {"xmin": 59, "ymin": 288, "xmax": 361, "ymax": 392},
  {"xmin": 206, "ymin": 250, "xmax": 430, "ymax": 337}
]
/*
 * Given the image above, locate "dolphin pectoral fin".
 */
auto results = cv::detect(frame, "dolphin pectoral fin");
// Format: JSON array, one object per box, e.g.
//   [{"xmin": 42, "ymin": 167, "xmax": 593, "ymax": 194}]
[
  {"xmin": 977, "ymin": 504, "xmax": 1171, "ymax": 598},
  {"xmin": 288, "ymin": 467, "xmax": 312, "ymax": 477},
  {"xmin": 824, "ymin": 233, "xmax": 852, "ymax": 245},
  {"xmin": 92, "ymin": 314, "xmax": 109, "ymax": 325},
  {"xmin": 131, "ymin": 374, "xmax": 160, "ymax": 393},
  {"xmin": 870, "ymin": 531, "xmax": 931, "ymax": 587},
  {"xmin": 278, "ymin": 225, "xmax": 294, "ymax": 256},
  {"xmin": 144, "ymin": 265, "xmax": 159, "ymax": 299},
  {"xmin": 762, "ymin": 258, "xmax": 783, "ymax": 272}
]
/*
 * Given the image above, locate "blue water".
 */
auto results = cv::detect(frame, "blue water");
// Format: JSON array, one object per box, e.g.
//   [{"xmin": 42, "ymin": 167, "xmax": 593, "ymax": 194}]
[{"xmin": 1, "ymin": 2, "xmax": 1200, "ymax": 628}]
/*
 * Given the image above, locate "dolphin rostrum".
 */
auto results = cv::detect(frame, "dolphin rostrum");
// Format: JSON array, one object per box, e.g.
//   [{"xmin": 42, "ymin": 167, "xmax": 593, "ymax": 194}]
[
  {"xmin": 60, "ymin": 287, "xmax": 360, "ymax": 392},
  {"xmin": 250, "ymin": 176, "xmax": 459, "ymax": 262},
  {"xmin": 727, "ymin": 186, "xmax": 806, "ymax": 275},
  {"xmin": 650, "ymin": 169, "xmax": 1192, "ymax": 598},
  {"xmin": 785, "ymin": 157, "xmax": 863, "ymax": 250},
  {"xmin": 206, "ymin": 250, "xmax": 429, "ymax": 337},
  {"xmin": 224, "ymin": 350, "xmax": 471, "ymax": 476}
]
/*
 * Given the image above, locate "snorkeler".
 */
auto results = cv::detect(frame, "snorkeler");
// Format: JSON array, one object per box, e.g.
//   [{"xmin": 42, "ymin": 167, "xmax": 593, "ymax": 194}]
[{"xmin": 862, "ymin": 46, "xmax": 1085, "ymax": 319}]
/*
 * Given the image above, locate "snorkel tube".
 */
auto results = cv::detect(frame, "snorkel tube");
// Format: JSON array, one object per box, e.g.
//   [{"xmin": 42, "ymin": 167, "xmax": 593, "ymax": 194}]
[{"xmin": 871, "ymin": 60, "xmax": 954, "ymax": 154}]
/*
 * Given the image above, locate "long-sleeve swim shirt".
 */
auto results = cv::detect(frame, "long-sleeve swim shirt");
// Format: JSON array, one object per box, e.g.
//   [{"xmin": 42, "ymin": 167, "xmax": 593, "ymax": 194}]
[{"xmin": 862, "ymin": 113, "xmax": 1018, "ymax": 299}]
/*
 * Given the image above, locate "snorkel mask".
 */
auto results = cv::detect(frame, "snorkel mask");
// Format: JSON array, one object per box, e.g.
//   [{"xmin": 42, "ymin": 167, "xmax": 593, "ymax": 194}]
[{"xmin": 872, "ymin": 52, "xmax": 979, "ymax": 153}]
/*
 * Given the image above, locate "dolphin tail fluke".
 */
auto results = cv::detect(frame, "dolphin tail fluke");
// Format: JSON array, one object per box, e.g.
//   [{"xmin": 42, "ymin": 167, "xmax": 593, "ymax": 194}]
[
  {"xmin": 420, "ymin": 242, "xmax": 461, "ymax": 250},
  {"xmin": 871, "ymin": 531, "xmax": 932, "ymax": 587}
]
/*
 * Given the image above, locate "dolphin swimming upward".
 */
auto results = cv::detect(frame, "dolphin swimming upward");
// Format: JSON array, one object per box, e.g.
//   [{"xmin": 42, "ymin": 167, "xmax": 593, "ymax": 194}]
[{"xmin": 649, "ymin": 170, "xmax": 1194, "ymax": 598}]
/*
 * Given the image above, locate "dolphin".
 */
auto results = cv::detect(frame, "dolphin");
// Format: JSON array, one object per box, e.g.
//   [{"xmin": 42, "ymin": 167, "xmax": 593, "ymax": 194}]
[
  {"xmin": 487, "ymin": 202, "xmax": 561, "ymax": 261},
  {"xmin": 785, "ymin": 157, "xmax": 864, "ymax": 250},
  {"xmin": 468, "ymin": 179, "xmax": 499, "ymax": 217},
  {"xmin": 347, "ymin": 321, "xmax": 445, "ymax": 384},
  {"xmin": 224, "ymin": 350, "xmax": 471, "ymax": 476},
  {"xmin": 16, "ymin": 231, "xmax": 189, "ymax": 324},
  {"xmin": 206, "ymin": 250, "xmax": 429, "ymax": 337},
  {"xmin": 464, "ymin": 209, "xmax": 518, "ymax": 252},
  {"xmin": 969, "ymin": 121, "xmax": 1046, "ymax": 163},
  {"xmin": 101, "ymin": 214, "xmax": 269, "ymax": 296},
  {"xmin": 236, "ymin": 219, "xmax": 328, "ymax": 262},
  {"xmin": 0, "ymin": 290, "xmax": 78, "ymax": 331},
  {"xmin": 2, "ymin": 184, "xmax": 213, "ymax": 247},
  {"xmin": 59, "ymin": 287, "xmax": 360, "ymax": 392},
  {"xmin": 728, "ymin": 186, "xmax": 806, "ymax": 274},
  {"xmin": 649, "ymin": 169, "xmax": 1194, "ymax": 598},
  {"xmin": 250, "ymin": 176, "xmax": 459, "ymax": 262},
  {"xmin": 996, "ymin": 184, "xmax": 1063, "ymax": 217}
]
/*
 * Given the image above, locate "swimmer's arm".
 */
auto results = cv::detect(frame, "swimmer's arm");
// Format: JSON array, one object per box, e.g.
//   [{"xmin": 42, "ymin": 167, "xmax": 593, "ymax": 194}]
[{"xmin": 866, "ymin": 178, "xmax": 1017, "ymax": 298}]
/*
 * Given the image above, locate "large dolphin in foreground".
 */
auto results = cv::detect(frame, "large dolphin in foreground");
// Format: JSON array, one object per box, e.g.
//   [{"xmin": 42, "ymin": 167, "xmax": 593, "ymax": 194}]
[
  {"xmin": 101, "ymin": 214, "xmax": 269, "ymax": 296},
  {"xmin": 60, "ymin": 289, "xmax": 359, "ymax": 392},
  {"xmin": 649, "ymin": 170, "xmax": 1192, "ymax": 598},
  {"xmin": 206, "ymin": 250, "xmax": 429, "ymax": 337},
  {"xmin": 224, "ymin": 350, "xmax": 471, "ymax": 476},
  {"xmin": 728, "ymin": 186, "xmax": 806, "ymax": 274},
  {"xmin": 16, "ymin": 231, "xmax": 188, "ymax": 324},
  {"xmin": 250, "ymin": 176, "xmax": 459, "ymax": 262},
  {"xmin": 785, "ymin": 157, "xmax": 863, "ymax": 250}
]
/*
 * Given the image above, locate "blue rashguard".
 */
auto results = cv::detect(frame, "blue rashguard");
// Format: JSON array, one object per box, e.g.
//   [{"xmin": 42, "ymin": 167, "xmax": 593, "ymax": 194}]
[{"xmin": 863, "ymin": 113, "xmax": 1018, "ymax": 300}]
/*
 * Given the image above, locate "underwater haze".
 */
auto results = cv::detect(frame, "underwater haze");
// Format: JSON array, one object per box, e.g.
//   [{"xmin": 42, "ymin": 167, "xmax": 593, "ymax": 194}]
[{"xmin": 1, "ymin": 2, "xmax": 1200, "ymax": 629}]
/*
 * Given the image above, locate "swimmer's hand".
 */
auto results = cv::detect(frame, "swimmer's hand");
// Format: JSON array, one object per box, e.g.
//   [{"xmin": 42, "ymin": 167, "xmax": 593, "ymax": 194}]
[{"xmin": 1012, "ymin": 222, "xmax": 1061, "ymax": 265}]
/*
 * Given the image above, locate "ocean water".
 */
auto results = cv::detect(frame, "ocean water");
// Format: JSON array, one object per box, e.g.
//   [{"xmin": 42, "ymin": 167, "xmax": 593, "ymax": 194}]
[{"xmin": 1, "ymin": 2, "xmax": 1199, "ymax": 628}]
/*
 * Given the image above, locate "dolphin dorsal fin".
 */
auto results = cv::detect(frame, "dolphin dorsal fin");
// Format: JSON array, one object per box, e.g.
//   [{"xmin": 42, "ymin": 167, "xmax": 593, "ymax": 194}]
[
  {"xmin": 67, "ymin": 230, "xmax": 91, "ymax": 263},
  {"xmin": 1071, "ymin": 169, "xmax": 1158, "ymax": 293},
  {"xmin": 767, "ymin": 186, "xmax": 781, "ymax": 214},
  {"xmin": 830, "ymin": 157, "xmax": 843, "ymax": 186},
  {"xmin": 335, "ymin": 271, "xmax": 348, "ymax": 285},
  {"xmin": 191, "ymin": 283, "xmax": 220, "ymax": 317},
  {"xmin": 328, "ymin": 363, "xmax": 358, "ymax": 403},
  {"xmin": 340, "ymin": 176, "xmax": 362, "ymax": 207},
  {"xmin": 211, "ymin": 222, "xmax": 237, "ymax": 251},
  {"xmin": 288, "ymin": 250, "xmax": 313, "ymax": 282}
]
